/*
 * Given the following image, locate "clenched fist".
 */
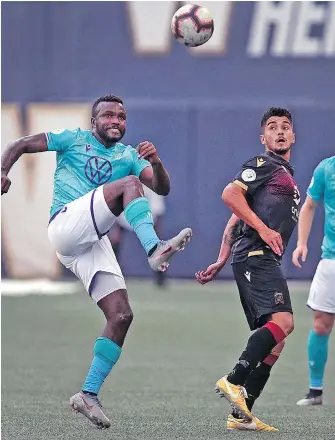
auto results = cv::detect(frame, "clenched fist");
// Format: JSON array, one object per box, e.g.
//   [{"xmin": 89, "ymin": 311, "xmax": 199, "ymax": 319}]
[
  {"xmin": 136, "ymin": 141, "xmax": 160, "ymax": 165},
  {"xmin": 1, "ymin": 171, "xmax": 11, "ymax": 195}
]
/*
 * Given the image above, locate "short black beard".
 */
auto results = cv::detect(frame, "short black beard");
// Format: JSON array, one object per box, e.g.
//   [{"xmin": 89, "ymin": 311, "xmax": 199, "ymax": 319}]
[
  {"xmin": 276, "ymin": 148, "xmax": 289, "ymax": 156},
  {"xmin": 273, "ymin": 145, "xmax": 291, "ymax": 156}
]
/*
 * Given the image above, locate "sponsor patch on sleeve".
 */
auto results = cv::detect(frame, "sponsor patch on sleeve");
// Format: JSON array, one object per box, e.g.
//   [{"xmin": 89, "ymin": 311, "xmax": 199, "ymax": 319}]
[{"xmin": 241, "ymin": 169, "xmax": 256, "ymax": 182}]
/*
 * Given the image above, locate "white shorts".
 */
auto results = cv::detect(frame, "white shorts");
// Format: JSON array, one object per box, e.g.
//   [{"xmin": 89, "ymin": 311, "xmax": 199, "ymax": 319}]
[
  {"xmin": 48, "ymin": 186, "xmax": 126, "ymax": 302},
  {"xmin": 307, "ymin": 259, "xmax": 335, "ymax": 314}
]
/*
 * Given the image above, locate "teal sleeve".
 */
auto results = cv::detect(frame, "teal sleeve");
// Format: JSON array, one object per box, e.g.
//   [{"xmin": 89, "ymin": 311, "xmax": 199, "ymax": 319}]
[
  {"xmin": 307, "ymin": 161, "xmax": 325, "ymax": 202},
  {"xmin": 130, "ymin": 148, "xmax": 151, "ymax": 177},
  {"xmin": 46, "ymin": 128, "xmax": 79, "ymax": 152}
]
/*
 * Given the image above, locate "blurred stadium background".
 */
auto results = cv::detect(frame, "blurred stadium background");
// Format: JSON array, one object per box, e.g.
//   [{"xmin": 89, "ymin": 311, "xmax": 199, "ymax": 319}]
[
  {"xmin": 2, "ymin": 0, "xmax": 334, "ymax": 282},
  {"xmin": 1, "ymin": 2, "xmax": 335, "ymax": 439}
]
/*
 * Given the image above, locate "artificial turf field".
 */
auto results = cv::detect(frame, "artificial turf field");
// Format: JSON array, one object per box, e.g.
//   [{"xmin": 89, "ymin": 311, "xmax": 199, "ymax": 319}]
[{"xmin": 2, "ymin": 279, "xmax": 334, "ymax": 440}]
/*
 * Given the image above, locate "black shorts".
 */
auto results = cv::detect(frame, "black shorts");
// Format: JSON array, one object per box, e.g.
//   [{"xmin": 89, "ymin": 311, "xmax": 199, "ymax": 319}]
[{"xmin": 232, "ymin": 256, "xmax": 293, "ymax": 331}]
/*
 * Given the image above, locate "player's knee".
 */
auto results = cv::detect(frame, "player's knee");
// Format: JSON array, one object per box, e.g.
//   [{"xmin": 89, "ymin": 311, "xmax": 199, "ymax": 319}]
[
  {"xmin": 284, "ymin": 314, "xmax": 294, "ymax": 335},
  {"xmin": 123, "ymin": 175, "xmax": 143, "ymax": 192},
  {"xmin": 103, "ymin": 176, "xmax": 143, "ymax": 202},
  {"xmin": 272, "ymin": 312, "xmax": 294, "ymax": 336},
  {"xmin": 313, "ymin": 314, "xmax": 333, "ymax": 335},
  {"xmin": 114, "ymin": 310, "xmax": 134, "ymax": 330}
]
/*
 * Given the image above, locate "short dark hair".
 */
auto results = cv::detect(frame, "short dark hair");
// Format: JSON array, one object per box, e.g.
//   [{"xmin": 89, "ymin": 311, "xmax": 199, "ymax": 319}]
[
  {"xmin": 261, "ymin": 107, "xmax": 292, "ymax": 128},
  {"xmin": 91, "ymin": 95, "xmax": 124, "ymax": 117}
]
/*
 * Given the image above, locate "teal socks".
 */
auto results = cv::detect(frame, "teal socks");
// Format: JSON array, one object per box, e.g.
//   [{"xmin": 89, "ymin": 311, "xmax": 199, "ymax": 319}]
[
  {"xmin": 308, "ymin": 329, "xmax": 329, "ymax": 389},
  {"xmin": 82, "ymin": 337, "xmax": 121, "ymax": 395},
  {"xmin": 124, "ymin": 197, "xmax": 160, "ymax": 255}
]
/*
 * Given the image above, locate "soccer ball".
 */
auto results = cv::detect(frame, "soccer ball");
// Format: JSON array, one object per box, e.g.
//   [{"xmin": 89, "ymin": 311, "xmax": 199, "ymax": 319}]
[{"xmin": 171, "ymin": 4, "xmax": 214, "ymax": 47}]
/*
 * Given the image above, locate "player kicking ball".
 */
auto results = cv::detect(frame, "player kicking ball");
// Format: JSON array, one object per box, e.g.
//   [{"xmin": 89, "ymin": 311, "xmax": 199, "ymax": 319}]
[
  {"xmin": 293, "ymin": 156, "xmax": 335, "ymax": 406},
  {"xmin": 196, "ymin": 108, "xmax": 301, "ymax": 432},
  {"xmin": 1, "ymin": 95, "xmax": 192, "ymax": 429}
]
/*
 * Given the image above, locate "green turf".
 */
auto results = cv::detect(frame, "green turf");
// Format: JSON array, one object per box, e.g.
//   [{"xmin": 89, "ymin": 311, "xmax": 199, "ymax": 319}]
[{"xmin": 2, "ymin": 280, "xmax": 335, "ymax": 440}]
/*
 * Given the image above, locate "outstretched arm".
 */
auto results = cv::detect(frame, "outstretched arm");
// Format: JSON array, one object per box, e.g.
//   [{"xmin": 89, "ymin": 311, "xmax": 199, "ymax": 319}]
[
  {"xmin": 216, "ymin": 213, "xmax": 241, "ymax": 265},
  {"xmin": 292, "ymin": 196, "xmax": 317, "ymax": 268},
  {"xmin": 195, "ymin": 214, "xmax": 240, "ymax": 285},
  {"xmin": 1, "ymin": 133, "xmax": 48, "ymax": 194}
]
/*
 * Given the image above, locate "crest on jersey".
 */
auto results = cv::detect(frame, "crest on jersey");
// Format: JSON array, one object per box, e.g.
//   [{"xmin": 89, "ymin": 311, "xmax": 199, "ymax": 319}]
[
  {"xmin": 241, "ymin": 169, "xmax": 256, "ymax": 182},
  {"xmin": 84, "ymin": 156, "xmax": 112, "ymax": 184},
  {"xmin": 274, "ymin": 291, "xmax": 284, "ymax": 305}
]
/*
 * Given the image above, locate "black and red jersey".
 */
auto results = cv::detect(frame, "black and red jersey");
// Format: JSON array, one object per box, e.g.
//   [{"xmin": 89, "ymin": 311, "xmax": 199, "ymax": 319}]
[{"xmin": 231, "ymin": 151, "xmax": 300, "ymax": 264}]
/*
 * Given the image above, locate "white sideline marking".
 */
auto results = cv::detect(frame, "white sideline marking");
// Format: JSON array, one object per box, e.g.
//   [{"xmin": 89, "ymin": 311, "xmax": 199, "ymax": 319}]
[{"xmin": 1, "ymin": 279, "xmax": 81, "ymax": 296}]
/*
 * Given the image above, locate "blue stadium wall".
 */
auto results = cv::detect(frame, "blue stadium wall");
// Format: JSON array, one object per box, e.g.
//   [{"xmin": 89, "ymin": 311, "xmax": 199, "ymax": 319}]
[{"xmin": 2, "ymin": 1, "xmax": 334, "ymax": 279}]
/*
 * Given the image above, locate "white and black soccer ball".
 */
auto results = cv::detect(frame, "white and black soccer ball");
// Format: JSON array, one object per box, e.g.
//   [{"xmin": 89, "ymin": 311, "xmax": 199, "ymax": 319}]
[{"xmin": 171, "ymin": 4, "xmax": 214, "ymax": 47}]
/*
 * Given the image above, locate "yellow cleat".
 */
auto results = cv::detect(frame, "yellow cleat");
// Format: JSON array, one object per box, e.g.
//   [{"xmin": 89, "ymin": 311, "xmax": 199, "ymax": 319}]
[
  {"xmin": 215, "ymin": 376, "xmax": 252, "ymax": 421},
  {"xmin": 227, "ymin": 414, "xmax": 279, "ymax": 432}
]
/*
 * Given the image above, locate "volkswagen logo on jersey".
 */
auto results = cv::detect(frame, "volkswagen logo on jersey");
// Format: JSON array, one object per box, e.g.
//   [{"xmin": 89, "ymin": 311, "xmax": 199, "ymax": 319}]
[{"xmin": 85, "ymin": 156, "xmax": 113, "ymax": 185}]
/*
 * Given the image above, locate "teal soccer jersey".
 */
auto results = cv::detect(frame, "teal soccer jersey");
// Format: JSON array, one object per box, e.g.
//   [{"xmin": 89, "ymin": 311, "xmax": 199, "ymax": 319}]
[
  {"xmin": 47, "ymin": 128, "xmax": 150, "ymax": 217},
  {"xmin": 307, "ymin": 156, "xmax": 335, "ymax": 259}
]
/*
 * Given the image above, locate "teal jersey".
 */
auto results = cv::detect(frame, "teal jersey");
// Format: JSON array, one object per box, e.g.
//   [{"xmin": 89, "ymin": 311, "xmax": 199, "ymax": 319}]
[
  {"xmin": 307, "ymin": 156, "xmax": 335, "ymax": 259},
  {"xmin": 47, "ymin": 128, "xmax": 150, "ymax": 217}
]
